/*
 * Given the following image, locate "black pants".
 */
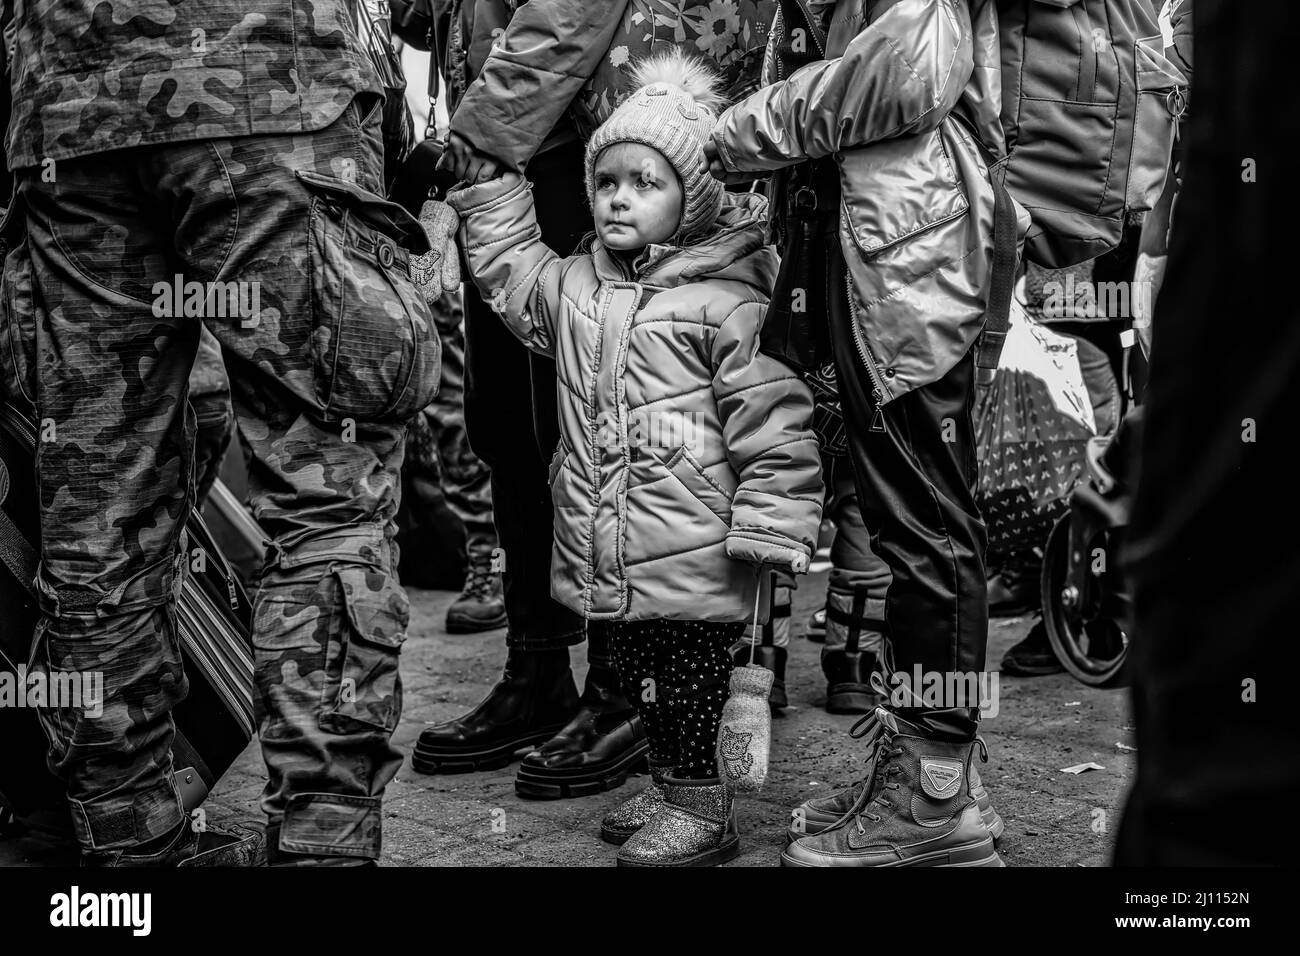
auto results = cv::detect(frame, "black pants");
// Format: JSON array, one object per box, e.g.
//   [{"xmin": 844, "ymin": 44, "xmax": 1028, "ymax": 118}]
[
  {"xmin": 462, "ymin": 141, "xmax": 588, "ymax": 651},
  {"xmin": 826, "ymin": 240, "xmax": 988, "ymax": 731},
  {"xmin": 608, "ymin": 621, "xmax": 742, "ymax": 778},
  {"xmin": 1115, "ymin": 0, "xmax": 1299, "ymax": 866}
]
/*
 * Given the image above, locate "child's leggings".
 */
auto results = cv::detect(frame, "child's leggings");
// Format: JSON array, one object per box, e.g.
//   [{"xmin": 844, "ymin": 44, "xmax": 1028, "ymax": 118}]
[{"xmin": 608, "ymin": 620, "xmax": 744, "ymax": 779}]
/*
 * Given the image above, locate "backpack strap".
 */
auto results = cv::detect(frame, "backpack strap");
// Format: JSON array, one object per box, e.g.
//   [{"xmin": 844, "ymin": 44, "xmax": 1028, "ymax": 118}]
[{"xmin": 975, "ymin": 170, "xmax": 1019, "ymax": 387}]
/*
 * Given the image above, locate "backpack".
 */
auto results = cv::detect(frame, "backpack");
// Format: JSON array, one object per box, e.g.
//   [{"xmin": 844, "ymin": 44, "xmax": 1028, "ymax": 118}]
[
  {"xmin": 572, "ymin": 0, "xmax": 779, "ymax": 135},
  {"xmin": 993, "ymin": 0, "xmax": 1188, "ymax": 268}
]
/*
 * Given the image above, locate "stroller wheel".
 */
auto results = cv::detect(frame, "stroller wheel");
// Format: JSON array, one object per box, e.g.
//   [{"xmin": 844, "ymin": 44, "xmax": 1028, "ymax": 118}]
[{"xmin": 1040, "ymin": 518, "xmax": 1129, "ymax": 688}]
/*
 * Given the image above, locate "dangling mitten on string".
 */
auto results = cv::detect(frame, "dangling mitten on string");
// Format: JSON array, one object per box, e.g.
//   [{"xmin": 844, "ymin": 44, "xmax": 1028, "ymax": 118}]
[{"xmin": 717, "ymin": 565, "xmax": 774, "ymax": 792}]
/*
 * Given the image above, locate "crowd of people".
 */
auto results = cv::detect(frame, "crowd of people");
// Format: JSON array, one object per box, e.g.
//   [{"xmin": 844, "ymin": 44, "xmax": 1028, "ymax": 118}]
[{"xmin": 6, "ymin": 0, "xmax": 1271, "ymax": 871}]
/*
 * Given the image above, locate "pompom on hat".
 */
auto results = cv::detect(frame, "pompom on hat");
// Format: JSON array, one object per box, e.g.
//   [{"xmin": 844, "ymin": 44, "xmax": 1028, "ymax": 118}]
[{"xmin": 584, "ymin": 51, "xmax": 727, "ymax": 243}]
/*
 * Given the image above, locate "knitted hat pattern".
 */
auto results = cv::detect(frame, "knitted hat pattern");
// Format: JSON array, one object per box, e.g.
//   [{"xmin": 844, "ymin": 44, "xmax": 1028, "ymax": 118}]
[{"xmin": 584, "ymin": 51, "xmax": 726, "ymax": 244}]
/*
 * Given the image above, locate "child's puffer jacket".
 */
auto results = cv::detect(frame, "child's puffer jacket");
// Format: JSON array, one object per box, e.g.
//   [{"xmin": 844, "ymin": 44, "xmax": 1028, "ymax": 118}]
[{"xmin": 449, "ymin": 174, "xmax": 824, "ymax": 622}]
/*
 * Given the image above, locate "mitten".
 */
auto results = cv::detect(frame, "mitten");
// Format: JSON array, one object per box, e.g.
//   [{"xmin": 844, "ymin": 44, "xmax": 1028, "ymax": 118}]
[
  {"xmin": 410, "ymin": 199, "xmax": 461, "ymax": 305},
  {"xmin": 716, "ymin": 664, "xmax": 772, "ymax": 792}
]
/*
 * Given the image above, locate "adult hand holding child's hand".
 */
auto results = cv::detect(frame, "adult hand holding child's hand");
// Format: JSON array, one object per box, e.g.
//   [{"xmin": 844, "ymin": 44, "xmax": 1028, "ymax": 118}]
[
  {"xmin": 703, "ymin": 138, "xmax": 754, "ymax": 186},
  {"xmin": 436, "ymin": 131, "xmax": 503, "ymax": 184}
]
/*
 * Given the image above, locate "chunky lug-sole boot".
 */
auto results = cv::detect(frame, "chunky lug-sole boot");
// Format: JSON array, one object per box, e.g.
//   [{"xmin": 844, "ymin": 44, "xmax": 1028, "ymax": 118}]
[
  {"xmin": 514, "ymin": 647, "xmax": 650, "ymax": 798},
  {"xmin": 787, "ymin": 758, "xmax": 1003, "ymax": 845},
  {"xmin": 412, "ymin": 649, "xmax": 579, "ymax": 774},
  {"xmin": 781, "ymin": 711, "xmax": 1003, "ymax": 867},
  {"xmin": 599, "ymin": 761, "xmax": 675, "ymax": 845},
  {"xmin": 617, "ymin": 777, "xmax": 740, "ymax": 867}
]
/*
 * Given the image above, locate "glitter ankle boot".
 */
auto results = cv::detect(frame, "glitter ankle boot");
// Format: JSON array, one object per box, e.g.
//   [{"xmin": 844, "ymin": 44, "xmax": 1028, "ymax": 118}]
[
  {"xmin": 600, "ymin": 760, "xmax": 675, "ymax": 846},
  {"xmin": 616, "ymin": 776, "xmax": 740, "ymax": 867}
]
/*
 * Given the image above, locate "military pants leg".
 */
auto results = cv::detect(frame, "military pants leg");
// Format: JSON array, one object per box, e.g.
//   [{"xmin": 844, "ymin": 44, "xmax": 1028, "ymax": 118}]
[
  {"xmin": 20, "ymin": 95, "xmax": 427, "ymax": 859},
  {"xmin": 20, "ymin": 165, "xmax": 202, "ymax": 853}
]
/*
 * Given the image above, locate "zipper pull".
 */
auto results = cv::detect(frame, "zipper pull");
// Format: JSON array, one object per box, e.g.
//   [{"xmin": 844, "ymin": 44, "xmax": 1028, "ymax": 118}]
[
  {"xmin": 870, "ymin": 389, "xmax": 886, "ymax": 433},
  {"xmin": 227, "ymin": 577, "xmax": 239, "ymax": 612}
]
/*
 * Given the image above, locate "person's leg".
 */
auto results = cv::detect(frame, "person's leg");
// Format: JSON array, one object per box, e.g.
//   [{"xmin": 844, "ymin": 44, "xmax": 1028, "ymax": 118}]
[
  {"xmin": 667, "ymin": 623, "xmax": 741, "ymax": 778},
  {"xmin": 19, "ymin": 155, "xmax": 258, "ymax": 866},
  {"xmin": 599, "ymin": 622, "xmax": 680, "ymax": 844},
  {"xmin": 413, "ymin": 140, "xmax": 594, "ymax": 775},
  {"xmin": 427, "ymin": 290, "xmax": 505, "ymax": 633},
  {"xmin": 170, "ymin": 97, "xmax": 420, "ymax": 864},
  {"xmin": 617, "ymin": 620, "xmax": 742, "ymax": 867},
  {"xmin": 420, "ymin": 138, "xmax": 644, "ymax": 787},
  {"xmin": 820, "ymin": 456, "xmax": 892, "ymax": 713},
  {"xmin": 782, "ymin": 240, "xmax": 997, "ymax": 868}
]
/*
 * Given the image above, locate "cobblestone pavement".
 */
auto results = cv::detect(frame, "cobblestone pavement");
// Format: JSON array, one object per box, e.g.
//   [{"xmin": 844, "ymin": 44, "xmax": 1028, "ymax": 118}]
[{"xmin": 1, "ymin": 568, "xmax": 1133, "ymax": 867}]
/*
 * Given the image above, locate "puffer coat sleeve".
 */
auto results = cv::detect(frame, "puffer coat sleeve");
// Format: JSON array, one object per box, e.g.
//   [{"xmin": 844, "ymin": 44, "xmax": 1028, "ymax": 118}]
[
  {"xmin": 447, "ymin": 172, "xmax": 564, "ymax": 356},
  {"xmin": 712, "ymin": 0, "xmax": 973, "ymax": 171},
  {"xmin": 711, "ymin": 302, "xmax": 824, "ymax": 571},
  {"xmin": 451, "ymin": 0, "xmax": 633, "ymax": 169}
]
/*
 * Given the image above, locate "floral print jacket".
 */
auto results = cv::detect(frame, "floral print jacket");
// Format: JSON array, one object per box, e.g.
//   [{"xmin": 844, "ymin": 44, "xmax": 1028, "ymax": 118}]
[{"xmin": 575, "ymin": 0, "xmax": 777, "ymax": 135}]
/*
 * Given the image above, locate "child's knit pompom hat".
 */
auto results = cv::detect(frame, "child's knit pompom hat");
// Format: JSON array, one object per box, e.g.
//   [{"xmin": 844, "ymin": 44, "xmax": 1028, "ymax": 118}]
[{"xmin": 584, "ymin": 51, "xmax": 727, "ymax": 243}]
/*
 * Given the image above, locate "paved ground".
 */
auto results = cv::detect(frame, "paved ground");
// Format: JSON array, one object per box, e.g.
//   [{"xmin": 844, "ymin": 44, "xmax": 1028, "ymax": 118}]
[{"xmin": 1, "ymin": 568, "xmax": 1134, "ymax": 867}]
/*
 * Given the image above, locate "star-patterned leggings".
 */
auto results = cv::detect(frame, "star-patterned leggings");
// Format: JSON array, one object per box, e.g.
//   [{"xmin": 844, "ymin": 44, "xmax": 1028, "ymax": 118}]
[{"xmin": 608, "ymin": 620, "xmax": 744, "ymax": 779}]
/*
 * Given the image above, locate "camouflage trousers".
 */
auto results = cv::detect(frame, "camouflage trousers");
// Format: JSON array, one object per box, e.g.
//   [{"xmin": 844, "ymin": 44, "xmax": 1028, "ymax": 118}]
[
  {"xmin": 421, "ymin": 291, "xmax": 497, "ymax": 566},
  {"xmin": 5, "ymin": 95, "xmax": 436, "ymax": 858}
]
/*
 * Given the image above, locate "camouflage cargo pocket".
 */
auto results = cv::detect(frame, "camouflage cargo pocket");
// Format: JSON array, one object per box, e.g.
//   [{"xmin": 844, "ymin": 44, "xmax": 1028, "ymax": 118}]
[
  {"xmin": 297, "ymin": 169, "xmax": 441, "ymax": 424},
  {"xmin": 319, "ymin": 565, "xmax": 410, "ymax": 735}
]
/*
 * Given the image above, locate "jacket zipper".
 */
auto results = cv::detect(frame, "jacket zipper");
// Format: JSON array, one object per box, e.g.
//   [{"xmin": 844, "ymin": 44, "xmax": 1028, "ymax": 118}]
[
  {"xmin": 843, "ymin": 269, "xmax": 890, "ymax": 431},
  {"xmin": 792, "ymin": 0, "xmax": 827, "ymax": 57},
  {"xmin": 773, "ymin": 0, "xmax": 827, "ymax": 82}
]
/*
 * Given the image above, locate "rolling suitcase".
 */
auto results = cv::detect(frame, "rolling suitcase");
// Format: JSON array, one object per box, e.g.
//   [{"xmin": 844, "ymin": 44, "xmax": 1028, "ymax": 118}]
[{"xmin": 0, "ymin": 401, "xmax": 256, "ymax": 832}]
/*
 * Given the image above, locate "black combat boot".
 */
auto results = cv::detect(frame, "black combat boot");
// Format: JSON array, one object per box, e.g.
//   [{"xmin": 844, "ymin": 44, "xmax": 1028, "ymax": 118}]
[
  {"xmin": 412, "ymin": 647, "xmax": 579, "ymax": 774},
  {"xmin": 821, "ymin": 589, "xmax": 883, "ymax": 714}
]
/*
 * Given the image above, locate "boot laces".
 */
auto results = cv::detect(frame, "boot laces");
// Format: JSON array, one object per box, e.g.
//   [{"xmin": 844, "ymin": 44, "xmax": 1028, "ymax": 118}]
[
  {"xmin": 462, "ymin": 562, "xmax": 494, "ymax": 601},
  {"xmin": 825, "ymin": 710, "xmax": 906, "ymax": 832}
]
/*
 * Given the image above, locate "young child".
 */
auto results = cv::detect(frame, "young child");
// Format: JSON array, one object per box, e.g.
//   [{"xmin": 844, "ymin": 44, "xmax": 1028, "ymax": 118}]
[{"xmin": 447, "ymin": 52, "xmax": 824, "ymax": 867}]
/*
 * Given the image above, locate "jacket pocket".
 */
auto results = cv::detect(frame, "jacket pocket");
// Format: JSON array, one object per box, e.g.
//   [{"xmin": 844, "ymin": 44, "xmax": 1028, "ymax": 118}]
[
  {"xmin": 319, "ymin": 566, "xmax": 409, "ymax": 735},
  {"xmin": 1125, "ymin": 37, "xmax": 1186, "ymax": 212},
  {"xmin": 839, "ymin": 129, "xmax": 970, "ymax": 257},
  {"xmin": 297, "ymin": 169, "xmax": 440, "ymax": 424},
  {"xmin": 665, "ymin": 446, "xmax": 732, "ymax": 528}
]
